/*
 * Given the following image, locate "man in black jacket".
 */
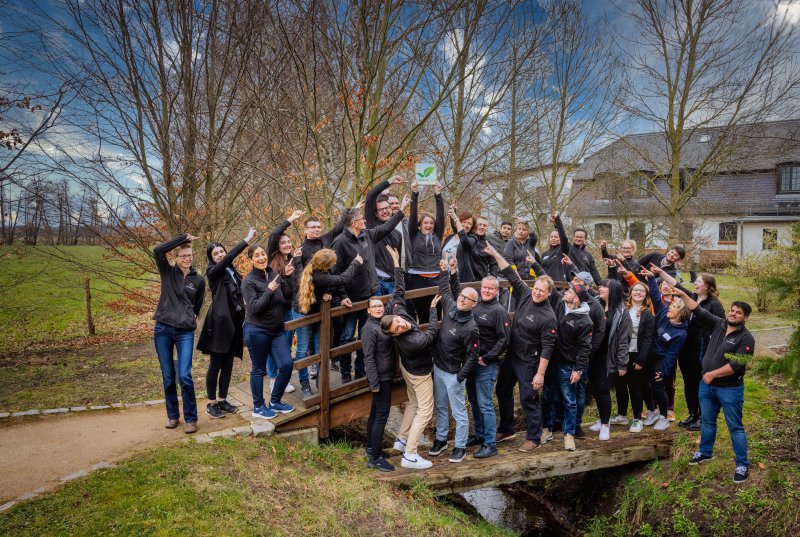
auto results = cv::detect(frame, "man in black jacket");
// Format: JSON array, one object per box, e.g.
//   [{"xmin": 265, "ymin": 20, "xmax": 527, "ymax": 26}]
[
  {"xmin": 553, "ymin": 213, "xmax": 602, "ymax": 286},
  {"xmin": 638, "ymin": 246, "xmax": 686, "ymax": 279},
  {"xmin": 333, "ymin": 206, "xmax": 405, "ymax": 382},
  {"xmin": 448, "ymin": 263, "xmax": 509, "ymax": 459},
  {"xmin": 365, "ymin": 176, "xmax": 408, "ymax": 296},
  {"xmin": 485, "ymin": 243, "xmax": 558, "ymax": 452},
  {"xmin": 429, "ymin": 259, "xmax": 480, "ymax": 464},
  {"xmin": 673, "ymin": 288, "xmax": 755, "ymax": 484}
]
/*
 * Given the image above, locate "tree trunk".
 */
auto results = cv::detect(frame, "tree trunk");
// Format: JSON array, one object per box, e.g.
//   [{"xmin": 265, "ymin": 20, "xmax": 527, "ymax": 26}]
[{"xmin": 83, "ymin": 275, "xmax": 96, "ymax": 336}]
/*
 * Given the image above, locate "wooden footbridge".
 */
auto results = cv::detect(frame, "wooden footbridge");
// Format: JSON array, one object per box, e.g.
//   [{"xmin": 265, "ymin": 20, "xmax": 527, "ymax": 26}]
[{"xmin": 228, "ymin": 280, "xmax": 676, "ymax": 493}]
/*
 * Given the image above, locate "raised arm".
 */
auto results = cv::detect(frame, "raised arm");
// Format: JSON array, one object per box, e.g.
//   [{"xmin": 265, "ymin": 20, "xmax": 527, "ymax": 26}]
[
  {"xmin": 205, "ymin": 229, "xmax": 255, "ymax": 281},
  {"xmin": 408, "ymin": 188, "xmax": 420, "ymax": 241},
  {"xmin": 267, "ymin": 219, "xmax": 292, "ymax": 260},
  {"xmin": 364, "ymin": 179, "xmax": 391, "ymax": 228},
  {"xmin": 433, "ymin": 186, "xmax": 445, "ymax": 240},
  {"xmin": 368, "ymin": 208, "xmax": 405, "ymax": 243},
  {"xmin": 437, "ymin": 259, "xmax": 454, "ymax": 311},
  {"xmin": 154, "ymin": 234, "xmax": 194, "ymax": 274},
  {"xmin": 553, "ymin": 214, "xmax": 570, "ymax": 256}
]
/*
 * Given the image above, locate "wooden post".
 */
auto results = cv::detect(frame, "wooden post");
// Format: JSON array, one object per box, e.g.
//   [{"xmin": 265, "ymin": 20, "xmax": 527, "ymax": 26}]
[
  {"xmin": 83, "ymin": 275, "xmax": 96, "ymax": 336},
  {"xmin": 318, "ymin": 300, "xmax": 331, "ymax": 438}
]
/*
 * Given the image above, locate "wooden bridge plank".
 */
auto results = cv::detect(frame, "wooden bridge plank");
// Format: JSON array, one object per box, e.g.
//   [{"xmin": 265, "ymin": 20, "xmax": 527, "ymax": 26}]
[{"xmin": 379, "ymin": 432, "xmax": 674, "ymax": 495}]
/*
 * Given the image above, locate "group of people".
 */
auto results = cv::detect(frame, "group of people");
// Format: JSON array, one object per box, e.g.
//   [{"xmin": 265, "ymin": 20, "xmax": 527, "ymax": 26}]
[{"xmin": 152, "ymin": 176, "xmax": 756, "ymax": 484}]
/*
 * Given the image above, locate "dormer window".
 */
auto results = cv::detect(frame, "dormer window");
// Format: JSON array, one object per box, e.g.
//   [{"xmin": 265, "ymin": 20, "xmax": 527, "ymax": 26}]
[
  {"xmin": 778, "ymin": 162, "xmax": 800, "ymax": 193},
  {"xmin": 698, "ymin": 133, "xmax": 711, "ymax": 143}
]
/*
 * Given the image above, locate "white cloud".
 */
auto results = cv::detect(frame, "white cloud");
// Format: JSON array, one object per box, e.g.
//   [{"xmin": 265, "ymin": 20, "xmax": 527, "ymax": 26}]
[{"xmin": 773, "ymin": 1, "xmax": 800, "ymax": 25}]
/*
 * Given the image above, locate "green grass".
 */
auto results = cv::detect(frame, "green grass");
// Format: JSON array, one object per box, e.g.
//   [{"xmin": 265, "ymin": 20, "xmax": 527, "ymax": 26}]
[
  {"xmin": 0, "ymin": 245, "xmax": 151, "ymax": 352},
  {"xmin": 0, "ymin": 437, "xmax": 509, "ymax": 537}
]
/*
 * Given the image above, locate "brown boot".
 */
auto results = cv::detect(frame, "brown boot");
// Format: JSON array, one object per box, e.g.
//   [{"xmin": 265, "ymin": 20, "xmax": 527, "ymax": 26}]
[
  {"xmin": 518, "ymin": 439, "xmax": 541, "ymax": 452},
  {"xmin": 165, "ymin": 419, "xmax": 179, "ymax": 429},
  {"xmin": 184, "ymin": 422, "xmax": 198, "ymax": 434}
]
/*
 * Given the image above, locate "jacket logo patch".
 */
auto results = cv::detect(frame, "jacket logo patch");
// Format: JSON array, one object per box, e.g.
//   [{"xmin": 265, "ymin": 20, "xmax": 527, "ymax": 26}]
[
  {"xmin": 449, "ymin": 329, "xmax": 457, "ymax": 336},
  {"xmin": 479, "ymin": 314, "xmax": 488, "ymax": 320},
  {"xmin": 566, "ymin": 320, "xmax": 574, "ymax": 327},
  {"xmin": 526, "ymin": 315, "xmax": 535, "ymax": 322},
  {"xmin": 725, "ymin": 338, "xmax": 736, "ymax": 344}
]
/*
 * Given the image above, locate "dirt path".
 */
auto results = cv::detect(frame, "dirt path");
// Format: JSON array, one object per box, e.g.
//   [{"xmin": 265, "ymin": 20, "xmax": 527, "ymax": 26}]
[{"xmin": 0, "ymin": 406, "xmax": 245, "ymax": 504}]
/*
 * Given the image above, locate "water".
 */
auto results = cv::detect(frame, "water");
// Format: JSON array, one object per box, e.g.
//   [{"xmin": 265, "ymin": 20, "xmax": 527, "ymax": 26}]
[{"xmin": 459, "ymin": 486, "xmax": 569, "ymax": 536}]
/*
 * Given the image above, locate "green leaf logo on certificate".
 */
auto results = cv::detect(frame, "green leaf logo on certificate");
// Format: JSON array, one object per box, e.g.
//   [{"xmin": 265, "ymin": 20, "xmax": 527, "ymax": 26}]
[{"xmin": 415, "ymin": 163, "xmax": 437, "ymax": 186}]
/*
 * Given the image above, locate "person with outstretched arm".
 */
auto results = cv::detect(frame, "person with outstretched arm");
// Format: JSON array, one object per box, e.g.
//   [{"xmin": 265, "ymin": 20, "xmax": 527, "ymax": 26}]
[
  {"xmin": 428, "ymin": 257, "xmax": 480, "ymax": 464},
  {"xmin": 153, "ymin": 233, "xmax": 206, "ymax": 434},
  {"xmin": 197, "ymin": 227, "xmax": 256, "ymax": 419},
  {"xmin": 637, "ymin": 246, "xmax": 686, "ymax": 279},
  {"xmin": 672, "ymin": 287, "xmax": 755, "ymax": 484},
  {"xmin": 503, "ymin": 220, "xmax": 540, "ymax": 282},
  {"xmin": 407, "ymin": 180, "xmax": 445, "ymax": 324},
  {"xmin": 365, "ymin": 175, "xmax": 408, "ymax": 296},
  {"xmin": 553, "ymin": 212, "xmax": 602, "ymax": 286},
  {"xmin": 484, "ymin": 243, "xmax": 558, "ymax": 452},
  {"xmin": 381, "ymin": 246, "xmax": 441, "ymax": 470}
]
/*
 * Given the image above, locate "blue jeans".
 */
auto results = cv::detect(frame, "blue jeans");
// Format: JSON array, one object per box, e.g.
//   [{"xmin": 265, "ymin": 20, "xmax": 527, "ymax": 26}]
[
  {"xmin": 433, "ymin": 365, "xmax": 469, "ymax": 448},
  {"xmin": 267, "ymin": 309, "xmax": 309, "ymax": 383},
  {"xmin": 377, "ymin": 278, "xmax": 395, "ymax": 296},
  {"xmin": 153, "ymin": 322, "xmax": 197, "ymax": 423},
  {"xmin": 699, "ymin": 382, "xmax": 749, "ymax": 467},
  {"xmin": 543, "ymin": 362, "xmax": 578, "ymax": 435},
  {"xmin": 244, "ymin": 323, "xmax": 292, "ymax": 408},
  {"xmin": 466, "ymin": 362, "xmax": 499, "ymax": 447}
]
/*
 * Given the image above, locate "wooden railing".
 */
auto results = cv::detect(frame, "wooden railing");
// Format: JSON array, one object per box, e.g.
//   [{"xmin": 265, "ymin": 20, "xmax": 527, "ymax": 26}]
[{"xmin": 285, "ymin": 277, "xmax": 569, "ymax": 437}]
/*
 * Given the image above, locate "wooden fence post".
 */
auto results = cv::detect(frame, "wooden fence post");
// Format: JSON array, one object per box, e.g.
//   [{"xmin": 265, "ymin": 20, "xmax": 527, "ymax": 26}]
[
  {"xmin": 318, "ymin": 300, "xmax": 331, "ymax": 438},
  {"xmin": 83, "ymin": 275, "xmax": 96, "ymax": 336}
]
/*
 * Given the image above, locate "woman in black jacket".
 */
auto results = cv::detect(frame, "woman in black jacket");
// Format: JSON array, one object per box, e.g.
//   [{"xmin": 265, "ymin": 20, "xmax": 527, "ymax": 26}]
[
  {"xmin": 153, "ymin": 234, "xmax": 205, "ymax": 434},
  {"xmin": 407, "ymin": 180, "xmax": 445, "ymax": 324},
  {"xmin": 197, "ymin": 228, "xmax": 255, "ymax": 419},
  {"xmin": 614, "ymin": 280, "xmax": 656, "ymax": 433},
  {"xmin": 242, "ymin": 244, "xmax": 297, "ymax": 419}
]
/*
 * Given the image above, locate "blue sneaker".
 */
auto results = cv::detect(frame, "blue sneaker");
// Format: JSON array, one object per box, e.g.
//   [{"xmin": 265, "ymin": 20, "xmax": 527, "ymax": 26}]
[
  {"xmin": 270, "ymin": 401, "xmax": 295, "ymax": 414},
  {"xmin": 252, "ymin": 405, "xmax": 277, "ymax": 419}
]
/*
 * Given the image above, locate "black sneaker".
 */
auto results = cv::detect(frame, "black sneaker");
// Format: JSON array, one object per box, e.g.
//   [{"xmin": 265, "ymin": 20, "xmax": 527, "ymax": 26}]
[
  {"xmin": 429, "ymin": 439, "xmax": 448, "ymax": 456},
  {"xmin": 689, "ymin": 452, "xmax": 714, "ymax": 465},
  {"xmin": 465, "ymin": 435, "xmax": 484, "ymax": 448},
  {"xmin": 300, "ymin": 381, "xmax": 313, "ymax": 398},
  {"xmin": 574, "ymin": 425, "xmax": 586, "ymax": 439},
  {"xmin": 733, "ymin": 466, "xmax": 749, "ymax": 484},
  {"xmin": 206, "ymin": 403, "xmax": 225, "ymax": 419},
  {"xmin": 354, "ymin": 371, "xmax": 366, "ymax": 380},
  {"xmin": 365, "ymin": 447, "xmax": 391, "ymax": 460},
  {"xmin": 367, "ymin": 457, "xmax": 395, "ymax": 472},
  {"xmin": 217, "ymin": 400, "xmax": 238, "ymax": 414},
  {"xmin": 341, "ymin": 373, "xmax": 352, "ymax": 383},
  {"xmin": 473, "ymin": 444, "xmax": 498, "ymax": 459},
  {"xmin": 687, "ymin": 418, "xmax": 702, "ymax": 432},
  {"xmin": 448, "ymin": 447, "xmax": 466, "ymax": 463}
]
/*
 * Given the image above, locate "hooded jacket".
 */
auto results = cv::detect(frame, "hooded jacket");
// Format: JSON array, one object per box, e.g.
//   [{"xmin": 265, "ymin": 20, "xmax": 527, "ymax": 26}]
[
  {"xmin": 539, "ymin": 245, "xmax": 568, "ymax": 282},
  {"xmin": 551, "ymin": 299, "xmax": 593, "ymax": 372},
  {"xmin": 648, "ymin": 276, "xmax": 688, "ymax": 377},
  {"xmin": 408, "ymin": 191, "xmax": 445, "ymax": 273},
  {"xmin": 390, "ymin": 268, "xmax": 438, "ymax": 375},
  {"xmin": 361, "ymin": 315, "xmax": 397, "ymax": 388},
  {"xmin": 434, "ymin": 271, "xmax": 480, "ymax": 382},
  {"xmin": 153, "ymin": 235, "xmax": 206, "ymax": 331},
  {"xmin": 197, "ymin": 239, "xmax": 248, "ymax": 357},
  {"xmin": 504, "ymin": 233, "xmax": 539, "ymax": 281},
  {"xmin": 554, "ymin": 214, "xmax": 602, "ymax": 285},
  {"xmin": 500, "ymin": 266, "xmax": 558, "ymax": 365},
  {"xmin": 599, "ymin": 305, "xmax": 632, "ymax": 374},
  {"xmin": 456, "ymin": 229, "xmax": 496, "ymax": 281},
  {"xmin": 449, "ymin": 271, "xmax": 509, "ymax": 365},
  {"xmin": 242, "ymin": 266, "xmax": 293, "ymax": 332},
  {"xmin": 332, "ymin": 210, "xmax": 404, "ymax": 301}
]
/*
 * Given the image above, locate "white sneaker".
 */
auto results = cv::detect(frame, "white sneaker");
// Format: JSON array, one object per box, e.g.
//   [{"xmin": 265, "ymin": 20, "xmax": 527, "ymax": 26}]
[
  {"xmin": 599, "ymin": 425, "xmax": 610, "ymax": 441},
  {"xmin": 541, "ymin": 428, "xmax": 553, "ymax": 443},
  {"xmin": 392, "ymin": 438, "xmax": 407, "ymax": 452},
  {"xmin": 589, "ymin": 420, "xmax": 602, "ymax": 432},
  {"xmin": 609, "ymin": 415, "xmax": 629, "ymax": 426},
  {"xmin": 284, "ymin": 382, "xmax": 296, "ymax": 394},
  {"xmin": 401, "ymin": 453, "xmax": 433, "ymax": 470},
  {"xmin": 653, "ymin": 416, "xmax": 671, "ymax": 430},
  {"xmin": 643, "ymin": 410, "xmax": 660, "ymax": 426},
  {"xmin": 629, "ymin": 419, "xmax": 643, "ymax": 433}
]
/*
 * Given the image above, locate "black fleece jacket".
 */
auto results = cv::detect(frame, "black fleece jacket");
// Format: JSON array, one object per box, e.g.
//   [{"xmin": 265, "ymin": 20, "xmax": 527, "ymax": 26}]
[
  {"xmin": 362, "ymin": 316, "xmax": 396, "ymax": 389},
  {"xmin": 242, "ymin": 266, "xmax": 293, "ymax": 332},
  {"xmin": 539, "ymin": 245, "xmax": 568, "ymax": 282},
  {"xmin": 501, "ymin": 266, "xmax": 557, "ymax": 364},
  {"xmin": 300, "ymin": 261, "xmax": 361, "ymax": 315},
  {"xmin": 153, "ymin": 235, "xmax": 206, "ymax": 330},
  {"xmin": 693, "ymin": 306, "xmax": 754, "ymax": 387},
  {"xmin": 638, "ymin": 252, "xmax": 678, "ymax": 278},
  {"xmin": 391, "ymin": 268, "xmax": 438, "ymax": 375},
  {"xmin": 408, "ymin": 191, "xmax": 445, "ymax": 272},
  {"xmin": 332, "ymin": 210, "xmax": 404, "ymax": 301},
  {"xmin": 457, "ymin": 229, "xmax": 496, "ymax": 281},
  {"xmin": 298, "ymin": 217, "xmax": 346, "ymax": 270},
  {"xmin": 434, "ymin": 271, "xmax": 480, "ymax": 382},
  {"xmin": 450, "ymin": 271, "xmax": 509, "ymax": 365},
  {"xmin": 365, "ymin": 179, "xmax": 404, "ymax": 277},
  {"xmin": 504, "ymin": 233, "xmax": 540, "ymax": 281},
  {"xmin": 554, "ymin": 215, "xmax": 602, "ymax": 285},
  {"xmin": 549, "ymin": 296, "xmax": 593, "ymax": 373}
]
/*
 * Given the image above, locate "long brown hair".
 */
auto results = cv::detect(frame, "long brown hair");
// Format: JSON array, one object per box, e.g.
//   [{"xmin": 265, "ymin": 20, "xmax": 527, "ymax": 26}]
[
  {"xmin": 269, "ymin": 235, "xmax": 291, "ymax": 274},
  {"xmin": 698, "ymin": 273, "xmax": 719, "ymax": 300},
  {"xmin": 625, "ymin": 281, "xmax": 654, "ymax": 316},
  {"xmin": 298, "ymin": 249, "xmax": 337, "ymax": 313}
]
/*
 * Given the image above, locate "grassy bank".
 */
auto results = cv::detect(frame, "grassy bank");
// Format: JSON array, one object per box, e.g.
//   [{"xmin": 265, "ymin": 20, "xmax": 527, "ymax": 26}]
[{"xmin": 0, "ymin": 437, "xmax": 508, "ymax": 537}]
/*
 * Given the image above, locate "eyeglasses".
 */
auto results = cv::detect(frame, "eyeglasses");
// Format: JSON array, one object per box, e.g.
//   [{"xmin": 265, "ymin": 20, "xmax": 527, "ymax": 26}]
[
  {"xmin": 369, "ymin": 304, "xmax": 384, "ymax": 309},
  {"xmin": 177, "ymin": 254, "xmax": 193, "ymax": 259},
  {"xmin": 458, "ymin": 293, "xmax": 477, "ymax": 303}
]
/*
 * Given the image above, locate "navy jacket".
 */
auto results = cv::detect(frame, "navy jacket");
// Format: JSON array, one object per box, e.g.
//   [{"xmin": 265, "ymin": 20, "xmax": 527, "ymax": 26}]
[{"xmin": 153, "ymin": 235, "xmax": 206, "ymax": 330}]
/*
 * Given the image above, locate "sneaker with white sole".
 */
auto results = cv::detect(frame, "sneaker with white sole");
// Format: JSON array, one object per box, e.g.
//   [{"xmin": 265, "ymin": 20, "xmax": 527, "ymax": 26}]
[
  {"xmin": 429, "ymin": 439, "xmax": 448, "ymax": 456},
  {"xmin": 643, "ymin": 410, "xmax": 660, "ymax": 426},
  {"xmin": 609, "ymin": 415, "xmax": 629, "ymax": 426},
  {"xmin": 564, "ymin": 434, "xmax": 576, "ymax": 451},
  {"xmin": 252, "ymin": 405, "xmax": 277, "ymax": 419},
  {"xmin": 629, "ymin": 419, "xmax": 643, "ymax": 433},
  {"xmin": 269, "ymin": 401, "xmax": 295, "ymax": 414},
  {"xmin": 689, "ymin": 452, "xmax": 714, "ymax": 465},
  {"xmin": 401, "ymin": 453, "xmax": 433, "ymax": 470},
  {"xmin": 653, "ymin": 416, "xmax": 670, "ymax": 430},
  {"xmin": 589, "ymin": 420, "xmax": 602, "ymax": 432},
  {"xmin": 541, "ymin": 428, "xmax": 553, "ymax": 444},
  {"xmin": 392, "ymin": 438, "xmax": 407, "ymax": 452},
  {"xmin": 284, "ymin": 382, "xmax": 296, "ymax": 394},
  {"xmin": 733, "ymin": 465, "xmax": 749, "ymax": 484},
  {"xmin": 598, "ymin": 424, "xmax": 610, "ymax": 441}
]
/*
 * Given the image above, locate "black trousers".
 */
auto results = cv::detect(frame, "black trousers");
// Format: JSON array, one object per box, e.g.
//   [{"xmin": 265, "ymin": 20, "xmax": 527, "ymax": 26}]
[
  {"xmin": 206, "ymin": 350, "xmax": 235, "ymax": 400},
  {"xmin": 678, "ymin": 349, "xmax": 702, "ymax": 416},
  {"xmin": 497, "ymin": 357, "xmax": 542, "ymax": 442},
  {"xmin": 651, "ymin": 358, "xmax": 672, "ymax": 416},
  {"xmin": 619, "ymin": 356, "xmax": 651, "ymax": 418},
  {"xmin": 367, "ymin": 379, "xmax": 394, "ymax": 456},
  {"xmin": 590, "ymin": 356, "xmax": 614, "ymax": 424}
]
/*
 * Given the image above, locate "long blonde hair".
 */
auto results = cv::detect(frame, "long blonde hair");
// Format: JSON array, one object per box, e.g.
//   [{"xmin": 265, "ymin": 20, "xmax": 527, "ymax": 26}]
[{"xmin": 298, "ymin": 249, "xmax": 338, "ymax": 313}]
